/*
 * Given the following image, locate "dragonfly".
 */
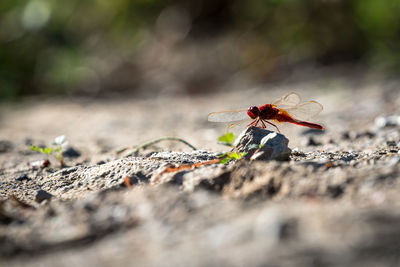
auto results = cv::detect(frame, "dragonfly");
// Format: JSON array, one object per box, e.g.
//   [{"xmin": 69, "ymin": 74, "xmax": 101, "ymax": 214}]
[{"xmin": 207, "ymin": 92, "xmax": 324, "ymax": 133}]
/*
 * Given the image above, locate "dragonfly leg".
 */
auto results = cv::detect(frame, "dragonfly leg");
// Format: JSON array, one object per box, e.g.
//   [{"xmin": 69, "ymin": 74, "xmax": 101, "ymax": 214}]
[
  {"xmin": 261, "ymin": 120, "xmax": 267, "ymax": 128},
  {"xmin": 265, "ymin": 120, "xmax": 281, "ymax": 133},
  {"xmin": 247, "ymin": 119, "xmax": 258, "ymax": 127}
]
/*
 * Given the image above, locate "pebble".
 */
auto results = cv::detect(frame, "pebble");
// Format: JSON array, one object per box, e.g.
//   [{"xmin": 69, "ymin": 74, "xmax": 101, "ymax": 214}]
[
  {"xmin": 15, "ymin": 174, "xmax": 30, "ymax": 182},
  {"xmin": 303, "ymin": 136, "xmax": 322, "ymax": 146},
  {"xmin": 35, "ymin": 189, "xmax": 53, "ymax": 203},
  {"xmin": 374, "ymin": 115, "xmax": 400, "ymax": 129},
  {"xmin": 62, "ymin": 147, "xmax": 81, "ymax": 158},
  {"xmin": 31, "ymin": 159, "xmax": 50, "ymax": 169}
]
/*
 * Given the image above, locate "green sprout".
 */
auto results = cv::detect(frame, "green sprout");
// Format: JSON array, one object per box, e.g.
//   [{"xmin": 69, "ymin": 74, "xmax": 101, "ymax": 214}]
[
  {"xmin": 215, "ymin": 132, "xmax": 247, "ymax": 164},
  {"xmin": 30, "ymin": 135, "xmax": 68, "ymax": 167},
  {"xmin": 218, "ymin": 151, "xmax": 247, "ymax": 164},
  {"xmin": 217, "ymin": 132, "xmax": 236, "ymax": 146}
]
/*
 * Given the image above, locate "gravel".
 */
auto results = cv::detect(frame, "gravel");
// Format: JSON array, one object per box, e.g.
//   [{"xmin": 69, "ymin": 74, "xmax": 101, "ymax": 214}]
[{"xmin": 1, "ymin": 79, "xmax": 400, "ymax": 267}]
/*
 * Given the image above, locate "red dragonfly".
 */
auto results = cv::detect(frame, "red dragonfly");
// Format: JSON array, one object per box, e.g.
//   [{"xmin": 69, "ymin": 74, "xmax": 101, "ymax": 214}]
[{"xmin": 208, "ymin": 92, "xmax": 324, "ymax": 133}]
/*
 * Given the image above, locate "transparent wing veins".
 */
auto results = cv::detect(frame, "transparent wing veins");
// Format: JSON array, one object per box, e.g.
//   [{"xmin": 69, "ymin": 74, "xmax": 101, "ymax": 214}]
[
  {"xmin": 272, "ymin": 92, "xmax": 323, "ymax": 121},
  {"xmin": 272, "ymin": 92, "xmax": 301, "ymax": 107},
  {"xmin": 207, "ymin": 109, "xmax": 248, "ymax": 122},
  {"xmin": 284, "ymin": 100, "xmax": 323, "ymax": 121}
]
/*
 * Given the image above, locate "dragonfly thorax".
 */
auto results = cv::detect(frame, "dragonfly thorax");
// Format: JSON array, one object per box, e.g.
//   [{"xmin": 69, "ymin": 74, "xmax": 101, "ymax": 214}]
[{"xmin": 260, "ymin": 104, "xmax": 279, "ymax": 120}]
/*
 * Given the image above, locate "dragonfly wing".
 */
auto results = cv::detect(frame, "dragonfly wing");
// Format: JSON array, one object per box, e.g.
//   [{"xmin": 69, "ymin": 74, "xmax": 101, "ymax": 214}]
[
  {"xmin": 272, "ymin": 92, "xmax": 301, "ymax": 107},
  {"xmin": 227, "ymin": 119, "xmax": 253, "ymax": 134},
  {"xmin": 284, "ymin": 100, "xmax": 323, "ymax": 121},
  {"xmin": 208, "ymin": 109, "xmax": 248, "ymax": 122}
]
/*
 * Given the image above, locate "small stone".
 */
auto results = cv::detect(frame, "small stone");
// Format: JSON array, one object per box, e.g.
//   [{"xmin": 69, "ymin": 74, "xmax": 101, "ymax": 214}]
[
  {"xmin": 24, "ymin": 138, "xmax": 33, "ymax": 145},
  {"xmin": 304, "ymin": 136, "xmax": 322, "ymax": 146},
  {"xmin": 0, "ymin": 140, "xmax": 12, "ymax": 153},
  {"xmin": 327, "ymin": 185, "xmax": 344, "ymax": 198},
  {"xmin": 341, "ymin": 131, "xmax": 357, "ymax": 140},
  {"xmin": 31, "ymin": 159, "xmax": 50, "ymax": 169},
  {"xmin": 386, "ymin": 140, "xmax": 397, "ymax": 147},
  {"xmin": 35, "ymin": 189, "xmax": 53, "ymax": 203},
  {"xmin": 234, "ymin": 126, "xmax": 291, "ymax": 161},
  {"xmin": 15, "ymin": 174, "xmax": 30, "ymax": 182},
  {"xmin": 62, "ymin": 147, "xmax": 81, "ymax": 158},
  {"xmin": 374, "ymin": 115, "xmax": 400, "ymax": 129},
  {"xmin": 356, "ymin": 131, "xmax": 375, "ymax": 139}
]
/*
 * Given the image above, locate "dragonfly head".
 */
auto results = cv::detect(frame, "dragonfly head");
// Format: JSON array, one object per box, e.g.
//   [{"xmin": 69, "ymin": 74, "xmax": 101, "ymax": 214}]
[{"xmin": 247, "ymin": 106, "xmax": 260, "ymax": 119}]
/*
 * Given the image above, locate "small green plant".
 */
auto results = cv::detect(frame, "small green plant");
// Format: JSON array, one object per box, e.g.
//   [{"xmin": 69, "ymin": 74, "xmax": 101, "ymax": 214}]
[
  {"xmin": 30, "ymin": 135, "xmax": 68, "ymax": 167},
  {"xmin": 218, "ymin": 151, "xmax": 247, "ymax": 164},
  {"xmin": 215, "ymin": 132, "xmax": 247, "ymax": 163},
  {"xmin": 217, "ymin": 132, "xmax": 236, "ymax": 146}
]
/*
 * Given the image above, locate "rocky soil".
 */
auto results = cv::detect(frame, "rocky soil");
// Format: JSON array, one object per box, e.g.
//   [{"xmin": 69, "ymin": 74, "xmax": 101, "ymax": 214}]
[{"xmin": 1, "ymin": 76, "xmax": 400, "ymax": 267}]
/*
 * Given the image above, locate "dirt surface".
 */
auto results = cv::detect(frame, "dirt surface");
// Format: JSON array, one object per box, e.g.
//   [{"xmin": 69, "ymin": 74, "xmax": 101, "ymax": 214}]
[{"xmin": 1, "ymin": 75, "xmax": 400, "ymax": 266}]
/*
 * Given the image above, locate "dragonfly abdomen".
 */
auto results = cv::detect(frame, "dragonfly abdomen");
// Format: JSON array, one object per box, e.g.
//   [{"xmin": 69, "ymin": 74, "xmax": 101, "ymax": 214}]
[{"xmin": 290, "ymin": 119, "xmax": 325, "ymax": 130}]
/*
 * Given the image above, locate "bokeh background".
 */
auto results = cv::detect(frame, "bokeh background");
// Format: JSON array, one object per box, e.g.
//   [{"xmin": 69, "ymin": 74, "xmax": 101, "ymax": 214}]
[{"xmin": 1, "ymin": 0, "xmax": 400, "ymax": 100}]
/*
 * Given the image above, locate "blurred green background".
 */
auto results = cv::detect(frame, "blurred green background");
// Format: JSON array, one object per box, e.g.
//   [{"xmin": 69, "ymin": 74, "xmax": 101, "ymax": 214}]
[{"xmin": 1, "ymin": 0, "xmax": 400, "ymax": 100}]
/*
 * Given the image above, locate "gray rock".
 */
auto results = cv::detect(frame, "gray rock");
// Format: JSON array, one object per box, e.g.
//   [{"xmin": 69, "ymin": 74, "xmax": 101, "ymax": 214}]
[
  {"xmin": 62, "ymin": 146, "xmax": 81, "ymax": 158},
  {"xmin": 35, "ymin": 189, "xmax": 53, "ymax": 203},
  {"xmin": 233, "ymin": 126, "xmax": 291, "ymax": 161},
  {"xmin": 374, "ymin": 114, "xmax": 400, "ymax": 129}
]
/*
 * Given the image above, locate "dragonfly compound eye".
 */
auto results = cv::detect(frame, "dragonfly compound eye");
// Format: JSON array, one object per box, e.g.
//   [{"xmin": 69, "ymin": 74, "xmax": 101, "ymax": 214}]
[{"xmin": 247, "ymin": 106, "xmax": 260, "ymax": 119}]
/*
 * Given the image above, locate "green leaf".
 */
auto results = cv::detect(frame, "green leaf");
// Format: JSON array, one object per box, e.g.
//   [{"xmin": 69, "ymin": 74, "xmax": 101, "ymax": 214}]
[
  {"xmin": 218, "ymin": 152, "xmax": 247, "ymax": 164},
  {"xmin": 217, "ymin": 152, "xmax": 228, "ymax": 158},
  {"xmin": 217, "ymin": 132, "xmax": 236, "ymax": 146},
  {"xmin": 228, "ymin": 152, "xmax": 242, "ymax": 160},
  {"xmin": 53, "ymin": 147, "xmax": 62, "ymax": 153},
  {"xmin": 30, "ymin": 145, "xmax": 42, "ymax": 152},
  {"xmin": 30, "ymin": 145, "xmax": 52, "ymax": 155},
  {"xmin": 44, "ymin": 147, "xmax": 52, "ymax": 155},
  {"xmin": 219, "ymin": 157, "xmax": 232, "ymax": 164},
  {"xmin": 237, "ymin": 152, "xmax": 247, "ymax": 159}
]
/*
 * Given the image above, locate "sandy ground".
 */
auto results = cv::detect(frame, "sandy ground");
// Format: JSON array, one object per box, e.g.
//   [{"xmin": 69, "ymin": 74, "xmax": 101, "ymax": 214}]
[{"xmin": 1, "ymin": 74, "xmax": 400, "ymax": 266}]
